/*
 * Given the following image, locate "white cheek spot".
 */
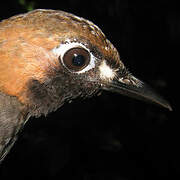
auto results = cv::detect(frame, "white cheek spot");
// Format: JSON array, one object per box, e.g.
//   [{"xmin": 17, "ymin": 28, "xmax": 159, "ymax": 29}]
[
  {"xmin": 99, "ymin": 61, "xmax": 116, "ymax": 81},
  {"xmin": 105, "ymin": 46, "xmax": 109, "ymax": 51},
  {"xmin": 51, "ymin": 40, "xmax": 96, "ymax": 73}
]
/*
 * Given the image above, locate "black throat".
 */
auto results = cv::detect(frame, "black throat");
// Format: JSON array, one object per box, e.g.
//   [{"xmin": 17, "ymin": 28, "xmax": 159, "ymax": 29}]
[{"xmin": 26, "ymin": 73, "xmax": 100, "ymax": 117}]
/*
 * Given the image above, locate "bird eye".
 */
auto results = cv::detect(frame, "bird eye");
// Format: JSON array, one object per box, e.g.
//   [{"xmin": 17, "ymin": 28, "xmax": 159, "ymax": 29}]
[{"xmin": 62, "ymin": 47, "xmax": 90, "ymax": 72}]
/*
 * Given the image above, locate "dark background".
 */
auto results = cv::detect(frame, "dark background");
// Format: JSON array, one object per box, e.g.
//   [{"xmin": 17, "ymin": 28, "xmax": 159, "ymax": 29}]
[{"xmin": 0, "ymin": 1, "xmax": 178, "ymax": 180}]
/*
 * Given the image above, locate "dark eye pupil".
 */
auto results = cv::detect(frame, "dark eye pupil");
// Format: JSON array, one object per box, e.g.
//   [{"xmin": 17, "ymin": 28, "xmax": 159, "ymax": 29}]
[
  {"xmin": 62, "ymin": 47, "xmax": 90, "ymax": 72},
  {"xmin": 72, "ymin": 54, "xmax": 85, "ymax": 66}
]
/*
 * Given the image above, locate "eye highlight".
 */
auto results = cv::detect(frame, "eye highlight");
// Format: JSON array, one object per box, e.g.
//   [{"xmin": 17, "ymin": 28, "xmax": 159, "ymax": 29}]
[{"xmin": 62, "ymin": 47, "xmax": 90, "ymax": 72}]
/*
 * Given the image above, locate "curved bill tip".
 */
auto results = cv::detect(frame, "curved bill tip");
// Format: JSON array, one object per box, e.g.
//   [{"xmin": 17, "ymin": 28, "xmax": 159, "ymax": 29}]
[
  {"xmin": 101, "ymin": 75, "xmax": 172, "ymax": 111},
  {"xmin": 161, "ymin": 100, "xmax": 172, "ymax": 111},
  {"xmin": 166, "ymin": 103, "xmax": 173, "ymax": 111}
]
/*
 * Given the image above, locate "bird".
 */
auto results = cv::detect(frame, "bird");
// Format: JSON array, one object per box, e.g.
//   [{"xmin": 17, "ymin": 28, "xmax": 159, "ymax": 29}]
[{"xmin": 0, "ymin": 9, "xmax": 172, "ymax": 163}]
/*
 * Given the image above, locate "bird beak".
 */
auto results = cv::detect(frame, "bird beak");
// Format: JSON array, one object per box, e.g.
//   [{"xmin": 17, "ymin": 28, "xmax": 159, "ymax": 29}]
[{"xmin": 101, "ymin": 73, "xmax": 172, "ymax": 111}]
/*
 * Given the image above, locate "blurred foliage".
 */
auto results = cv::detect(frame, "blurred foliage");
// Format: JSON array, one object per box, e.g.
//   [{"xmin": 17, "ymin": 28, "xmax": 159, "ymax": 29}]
[{"xmin": 18, "ymin": 0, "xmax": 35, "ymax": 11}]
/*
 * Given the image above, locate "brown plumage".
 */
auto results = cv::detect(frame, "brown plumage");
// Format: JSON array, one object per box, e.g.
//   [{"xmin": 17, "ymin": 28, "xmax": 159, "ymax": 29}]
[{"xmin": 0, "ymin": 9, "xmax": 171, "ymax": 163}]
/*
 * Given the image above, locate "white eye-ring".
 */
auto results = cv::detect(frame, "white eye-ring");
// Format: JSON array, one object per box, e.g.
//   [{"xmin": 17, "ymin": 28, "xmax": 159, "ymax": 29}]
[{"xmin": 52, "ymin": 41, "xmax": 97, "ymax": 73}]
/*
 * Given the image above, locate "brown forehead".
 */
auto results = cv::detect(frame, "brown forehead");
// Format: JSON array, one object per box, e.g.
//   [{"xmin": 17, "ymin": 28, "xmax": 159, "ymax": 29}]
[
  {"xmin": 1, "ymin": 9, "xmax": 106, "ymax": 40},
  {"xmin": 0, "ymin": 9, "xmax": 120, "ymax": 66}
]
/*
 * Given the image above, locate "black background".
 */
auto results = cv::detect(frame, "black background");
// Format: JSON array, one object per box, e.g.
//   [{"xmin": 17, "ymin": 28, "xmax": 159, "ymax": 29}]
[{"xmin": 0, "ymin": 1, "xmax": 178, "ymax": 180}]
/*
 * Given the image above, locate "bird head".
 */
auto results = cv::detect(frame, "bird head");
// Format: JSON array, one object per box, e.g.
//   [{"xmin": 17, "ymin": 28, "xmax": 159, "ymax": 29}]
[
  {"xmin": 0, "ymin": 9, "xmax": 171, "ymax": 118},
  {"xmin": 0, "ymin": 9, "xmax": 172, "ymax": 162}
]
